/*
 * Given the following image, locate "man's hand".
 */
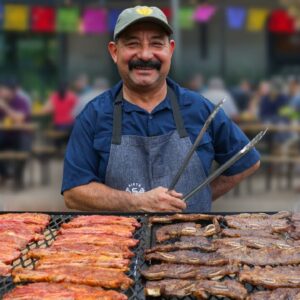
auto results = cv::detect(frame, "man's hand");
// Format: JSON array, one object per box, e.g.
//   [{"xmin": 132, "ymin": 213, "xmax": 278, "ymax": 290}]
[{"xmin": 133, "ymin": 186, "xmax": 186, "ymax": 212}]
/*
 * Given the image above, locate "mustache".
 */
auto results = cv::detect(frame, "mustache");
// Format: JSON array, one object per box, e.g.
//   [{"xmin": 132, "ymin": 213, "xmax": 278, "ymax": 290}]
[{"xmin": 128, "ymin": 59, "xmax": 161, "ymax": 71}]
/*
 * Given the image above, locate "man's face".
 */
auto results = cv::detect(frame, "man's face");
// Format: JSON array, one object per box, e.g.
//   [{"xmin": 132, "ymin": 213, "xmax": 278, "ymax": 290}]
[
  {"xmin": 0, "ymin": 86, "xmax": 14, "ymax": 102},
  {"xmin": 108, "ymin": 22, "xmax": 175, "ymax": 91}
]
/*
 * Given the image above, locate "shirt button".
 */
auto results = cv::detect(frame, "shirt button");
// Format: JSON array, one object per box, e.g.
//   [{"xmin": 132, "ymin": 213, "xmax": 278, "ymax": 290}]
[{"xmin": 149, "ymin": 115, "xmax": 153, "ymax": 120}]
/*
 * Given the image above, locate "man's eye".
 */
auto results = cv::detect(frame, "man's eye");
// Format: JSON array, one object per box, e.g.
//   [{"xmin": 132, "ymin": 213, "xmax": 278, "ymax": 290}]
[
  {"xmin": 127, "ymin": 42, "xmax": 138, "ymax": 47},
  {"xmin": 152, "ymin": 42, "xmax": 164, "ymax": 47}
]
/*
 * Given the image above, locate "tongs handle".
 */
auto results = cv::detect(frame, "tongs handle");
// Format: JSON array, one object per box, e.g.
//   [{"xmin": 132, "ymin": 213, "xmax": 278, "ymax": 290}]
[
  {"xmin": 168, "ymin": 99, "xmax": 226, "ymax": 191},
  {"xmin": 183, "ymin": 128, "xmax": 268, "ymax": 202}
]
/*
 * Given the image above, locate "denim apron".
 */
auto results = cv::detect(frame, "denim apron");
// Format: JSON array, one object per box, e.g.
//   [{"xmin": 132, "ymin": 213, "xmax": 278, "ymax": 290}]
[{"xmin": 105, "ymin": 85, "xmax": 212, "ymax": 212}]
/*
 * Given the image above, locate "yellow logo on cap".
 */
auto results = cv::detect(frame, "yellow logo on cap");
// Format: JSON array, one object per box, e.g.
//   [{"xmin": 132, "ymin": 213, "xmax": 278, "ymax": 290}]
[{"xmin": 136, "ymin": 7, "xmax": 153, "ymax": 16}]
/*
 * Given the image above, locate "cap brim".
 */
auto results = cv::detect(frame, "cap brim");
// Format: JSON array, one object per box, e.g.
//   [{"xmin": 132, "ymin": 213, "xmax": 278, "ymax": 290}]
[{"xmin": 115, "ymin": 17, "xmax": 173, "ymax": 40}]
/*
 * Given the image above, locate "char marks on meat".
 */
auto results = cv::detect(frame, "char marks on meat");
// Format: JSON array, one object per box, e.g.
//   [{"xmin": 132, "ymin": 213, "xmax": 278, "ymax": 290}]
[
  {"xmin": 149, "ymin": 213, "xmax": 221, "ymax": 224},
  {"xmin": 145, "ymin": 250, "xmax": 228, "ymax": 266},
  {"xmin": 12, "ymin": 265, "xmax": 133, "ymax": 290},
  {"xmin": 239, "ymin": 265, "xmax": 300, "ymax": 288},
  {"xmin": 141, "ymin": 263, "xmax": 239, "ymax": 280},
  {"xmin": 145, "ymin": 279, "xmax": 247, "ymax": 299},
  {"xmin": 3, "ymin": 282, "xmax": 128, "ymax": 300}
]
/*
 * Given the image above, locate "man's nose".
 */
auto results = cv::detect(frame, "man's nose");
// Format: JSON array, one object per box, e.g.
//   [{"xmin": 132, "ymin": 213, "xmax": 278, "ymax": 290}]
[{"xmin": 137, "ymin": 45, "xmax": 153, "ymax": 61}]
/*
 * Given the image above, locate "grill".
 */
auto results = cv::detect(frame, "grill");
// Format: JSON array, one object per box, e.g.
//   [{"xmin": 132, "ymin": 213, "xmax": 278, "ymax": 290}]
[
  {"xmin": 0, "ymin": 212, "xmax": 297, "ymax": 300},
  {"xmin": 0, "ymin": 212, "xmax": 148, "ymax": 300}
]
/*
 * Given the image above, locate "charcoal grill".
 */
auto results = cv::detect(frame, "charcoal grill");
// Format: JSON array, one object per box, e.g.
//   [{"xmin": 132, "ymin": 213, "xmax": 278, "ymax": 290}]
[{"xmin": 0, "ymin": 212, "xmax": 294, "ymax": 300}]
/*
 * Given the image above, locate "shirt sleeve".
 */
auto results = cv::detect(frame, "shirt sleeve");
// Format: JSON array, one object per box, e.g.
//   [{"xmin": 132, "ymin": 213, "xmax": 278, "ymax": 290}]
[
  {"xmin": 212, "ymin": 108, "xmax": 260, "ymax": 176},
  {"xmin": 61, "ymin": 106, "xmax": 101, "ymax": 194}
]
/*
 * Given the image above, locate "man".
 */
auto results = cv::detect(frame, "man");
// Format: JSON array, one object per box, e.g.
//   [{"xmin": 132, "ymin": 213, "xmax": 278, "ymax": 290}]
[
  {"xmin": 62, "ymin": 6, "xmax": 260, "ymax": 212},
  {"xmin": 0, "ymin": 79, "xmax": 31, "ymax": 187}
]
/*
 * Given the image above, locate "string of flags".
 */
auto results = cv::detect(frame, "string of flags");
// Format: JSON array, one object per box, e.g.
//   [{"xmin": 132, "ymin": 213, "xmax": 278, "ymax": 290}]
[{"xmin": 0, "ymin": 4, "xmax": 299, "ymax": 34}]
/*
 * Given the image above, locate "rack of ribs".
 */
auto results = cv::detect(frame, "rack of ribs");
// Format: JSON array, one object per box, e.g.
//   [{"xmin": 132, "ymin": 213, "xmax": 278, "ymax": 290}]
[
  {"xmin": 3, "ymin": 282, "xmax": 128, "ymax": 300},
  {"xmin": 156, "ymin": 222, "xmax": 219, "ymax": 243},
  {"xmin": 149, "ymin": 213, "xmax": 221, "ymax": 224},
  {"xmin": 62, "ymin": 215, "xmax": 140, "ymax": 228},
  {"xmin": 218, "ymin": 245, "xmax": 300, "ymax": 266},
  {"xmin": 145, "ymin": 279, "xmax": 248, "ymax": 299},
  {"xmin": 12, "ymin": 265, "xmax": 133, "ymax": 290},
  {"xmin": 221, "ymin": 228, "xmax": 283, "ymax": 238},
  {"xmin": 239, "ymin": 265, "xmax": 300, "ymax": 288},
  {"xmin": 141, "ymin": 263, "xmax": 239, "ymax": 280},
  {"xmin": 247, "ymin": 288, "xmax": 300, "ymax": 300},
  {"xmin": 145, "ymin": 250, "xmax": 228, "ymax": 265},
  {"xmin": 0, "ymin": 213, "xmax": 50, "ymax": 227}
]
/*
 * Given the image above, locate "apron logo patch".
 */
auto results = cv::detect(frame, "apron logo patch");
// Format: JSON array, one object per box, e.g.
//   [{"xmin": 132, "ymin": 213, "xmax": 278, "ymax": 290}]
[{"xmin": 125, "ymin": 183, "xmax": 145, "ymax": 193}]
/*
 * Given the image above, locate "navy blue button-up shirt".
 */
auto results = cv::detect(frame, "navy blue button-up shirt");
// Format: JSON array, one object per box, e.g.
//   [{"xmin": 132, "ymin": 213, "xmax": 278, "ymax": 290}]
[{"xmin": 62, "ymin": 78, "xmax": 260, "ymax": 193}]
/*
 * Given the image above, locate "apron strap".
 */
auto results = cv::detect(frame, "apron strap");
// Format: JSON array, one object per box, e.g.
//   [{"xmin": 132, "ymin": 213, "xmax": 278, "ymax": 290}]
[
  {"xmin": 111, "ymin": 85, "xmax": 188, "ymax": 145},
  {"xmin": 167, "ymin": 86, "xmax": 188, "ymax": 138}
]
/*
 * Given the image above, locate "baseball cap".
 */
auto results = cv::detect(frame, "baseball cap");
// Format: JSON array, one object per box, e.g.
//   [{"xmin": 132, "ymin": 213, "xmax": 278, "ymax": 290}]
[{"xmin": 114, "ymin": 6, "xmax": 173, "ymax": 40}]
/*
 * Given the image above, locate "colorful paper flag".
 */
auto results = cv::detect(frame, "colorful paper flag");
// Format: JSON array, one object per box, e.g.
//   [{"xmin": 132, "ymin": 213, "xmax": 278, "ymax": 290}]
[
  {"xmin": 4, "ymin": 4, "xmax": 29, "ymax": 31},
  {"xmin": 247, "ymin": 8, "xmax": 269, "ymax": 32},
  {"xmin": 108, "ymin": 9, "xmax": 121, "ymax": 32},
  {"xmin": 83, "ymin": 8, "xmax": 107, "ymax": 34},
  {"xmin": 194, "ymin": 4, "xmax": 217, "ymax": 23},
  {"xmin": 31, "ymin": 6, "xmax": 55, "ymax": 33},
  {"xmin": 56, "ymin": 7, "xmax": 80, "ymax": 33},
  {"xmin": 226, "ymin": 6, "xmax": 246, "ymax": 30},
  {"xmin": 161, "ymin": 7, "xmax": 172, "ymax": 21},
  {"xmin": 179, "ymin": 7, "xmax": 194, "ymax": 29},
  {"xmin": 268, "ymin": 9, "xmax": 295, "ymax": 33}
]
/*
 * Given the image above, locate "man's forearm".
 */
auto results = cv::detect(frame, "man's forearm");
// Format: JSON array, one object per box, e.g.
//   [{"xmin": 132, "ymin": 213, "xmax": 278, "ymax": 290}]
[
  {"xmin": 210, "ymin": 161, "xmax": 260, "ymax": 200},
  {"xmin": 64, "ymin": 182, "xmax": 138, "ymax": 211}
]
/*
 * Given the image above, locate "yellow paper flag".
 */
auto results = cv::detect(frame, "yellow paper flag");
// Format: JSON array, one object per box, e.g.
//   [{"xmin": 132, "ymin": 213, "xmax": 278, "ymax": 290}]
[
  {"xmin": 247, "ymin": 8, "xmax": 269, "ymax": 32},
  {"xmin": 4, "ymin": 4, "xmax": 29, "ymax": 31}
]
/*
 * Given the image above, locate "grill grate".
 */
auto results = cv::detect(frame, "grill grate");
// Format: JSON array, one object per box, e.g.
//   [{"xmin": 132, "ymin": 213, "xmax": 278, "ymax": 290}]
[{"xmin": 0, "ymin": 213, "xmax": 148, "ymax": 300}]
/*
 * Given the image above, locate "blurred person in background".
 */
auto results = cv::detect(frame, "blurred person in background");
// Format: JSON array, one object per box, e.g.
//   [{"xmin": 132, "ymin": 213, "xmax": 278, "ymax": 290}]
[
  {"xmin": 202, "ymin": 77, "xmax": 239, "ymax": 120},
  {"xmin": 73, "ymin": 77, "xmax": 109, "ymax": 117},
  {"xmin": 0, "ymin": 79, "xmax": 31, "ymax": 187},
  {"xmin": 41, "ymin": 82, "xmax": 77, "ymax": 132},
  {"xmin": 62, "ymin": 5, "xmax": 260, "ymax": 212},
  {"xmin": 184, "ymin": 73, "xmax": 206, "ymax": 93},
  {"xmin": 231, "ymin": 79, "xmax": 253, "ymax": 113}
]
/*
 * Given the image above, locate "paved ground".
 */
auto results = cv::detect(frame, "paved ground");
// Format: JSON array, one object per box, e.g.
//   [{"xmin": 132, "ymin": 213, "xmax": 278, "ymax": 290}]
[{"xmin": 1, "ymin": 159, "xmax": 300, "ymax": 213}]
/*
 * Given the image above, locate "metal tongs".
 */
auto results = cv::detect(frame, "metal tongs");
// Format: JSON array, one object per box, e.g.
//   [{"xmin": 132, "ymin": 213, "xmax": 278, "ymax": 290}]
[
  {"xmin": 168, "ymin": 98, "xmax": 226, "ymax": 191},
  {"xmin": 183, "ymin": 128, "xmax": 268, "ymax": 202}
]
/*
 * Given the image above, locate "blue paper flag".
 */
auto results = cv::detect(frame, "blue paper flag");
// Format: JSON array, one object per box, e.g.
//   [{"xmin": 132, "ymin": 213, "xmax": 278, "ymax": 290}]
[
  {"xmin": 108, "ymin": 9, "xmax": 122, "ymax": 32},
  {"xmin": 226, "ymin": 6, "xmax": 246, "ymax": 30},
  {"xmin": 0, "ymin": 5, "xmax": 3, "ymax": 28}
]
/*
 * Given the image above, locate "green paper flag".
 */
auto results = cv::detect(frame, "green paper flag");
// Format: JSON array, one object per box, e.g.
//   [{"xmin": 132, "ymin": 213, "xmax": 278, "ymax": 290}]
[
  {"xmin": 56, "ymin": 7, "xmax": 80, "ymax": 33},
  {"xmin": 179, "ymin": 7, "xmax": 194, "ymax": 29}
]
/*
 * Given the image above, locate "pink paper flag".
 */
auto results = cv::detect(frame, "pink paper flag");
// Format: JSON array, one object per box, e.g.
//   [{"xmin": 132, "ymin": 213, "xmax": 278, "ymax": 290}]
[
  {"xmin": 194, "ymin": 4, "xmax": 217, "ymax": 23},
  {"xmin": 83, "ymin": 8, "xmax": 107, "ymax": 34}
]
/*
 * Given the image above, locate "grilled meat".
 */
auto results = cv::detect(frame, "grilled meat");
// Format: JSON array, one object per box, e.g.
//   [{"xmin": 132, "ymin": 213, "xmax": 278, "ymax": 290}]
[
  {"xmin": 247, "ymin": 288, "xmax": 300, "ymax": 300},
  {"xmin": 36, "ymin": 254, "xmax": 130, "ymax": 271},
  {"xmin": 239, "ymin": 265, "xmax": 300, "ymax": 288},
  {"xmin": 292, "ymin": 213, "xmax": 300, "ymax": 222},
  {"xmin": 3, "ymin": 282, "xmax": 128, "ymax": 300},
  {"xmin": 59, "ymin": 224, "xmax": 135, "ymax": 238},
  {"xmin": 141, "ymin": 263, "xmax": 239, "ymax": 280},
  {"xmin": 0, "ymin": 213, "xmax": 50, "ymax": 226},
  {"xmin": 0, "ymin": 261, "xmax": 12, "ymax": 277},
  {"xmin": 289, "ymin": 222, "xmax": 300, "ymax": 240},
  {"xmin": 0, "ymin": 221, "xmax": 45, "ymax": 233},
  {"xmin": 145, "ymin": 250, "xmax": 228, "ymax": 265},
  {"xmin": 225, "ymin": 215, "xmax": 290, "ymax": 233},
  {"xmin": 218, "ymin": 245, "xmax": 300, "ymax": 266},
  {"xmin": 145, "ymin": 279, "xmax": 247, "ymax": 299},
  {"xmin": 27, "ymin": 243, "xmax": 134, "ymax": 259},
  {"xmin": 221, "ymin": 228, "xmax": 280, "ymax": 238},
  {"xmin": 156, "ymin": 222, "xmax": 219, "ymax": 243},
  {"xmin": 0, "ymin": 245, "xmax": 22, "ymax": 264},
  {"xmin": 53, "ymin": 233, "xmax": 139, "ymax": 248},
  {"xmin": 149, "ymin": 213, "xmax": 221, "ymax": 224},
  {"xmin": 62, "ymin": 215, "xmax": 140, "ymax": 228},
  {"xmin": 12, "ymin": 265, "xmax": 133, "ymax": 290},
  {"xmin": 146, "ymin": 236, "xmax": 214, "ymax": 253}
]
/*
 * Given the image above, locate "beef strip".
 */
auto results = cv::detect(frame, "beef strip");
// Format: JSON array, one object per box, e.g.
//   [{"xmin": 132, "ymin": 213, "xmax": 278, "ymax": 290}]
[
  {"xmin": 145, "ymin": 250, "xmax": 228, "ymax": 266},
  {"xmin": 145, "ymin": 279, "xmax": 247, "ymax": 299},
  {"xmin": 221, "ymin": 228, "xmax": 281, "ymax": 238},
  {"xmin": 141, "ymin": 263, "xmax": 239, "ymax": 280},
  {"xmin": 247, "ymin": 288, "xmax": 300, "ymax": 300},
  {"xmin": 149, "ymin": 213, "xmax": 221, "ymax": 224},
  {"xmin": 239, "ymin": 265, "xmax": 300, "ymax": 288}
]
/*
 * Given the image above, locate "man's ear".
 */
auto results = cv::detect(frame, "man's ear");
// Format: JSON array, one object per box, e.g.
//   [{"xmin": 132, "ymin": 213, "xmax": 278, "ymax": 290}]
[
  {"xmin": 108, "ymin": 41, "xmax": 118, "ymax": 63},
  {"xmin": 169, "ymin": 39, "xmax": 175, "ymax": 57}
]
